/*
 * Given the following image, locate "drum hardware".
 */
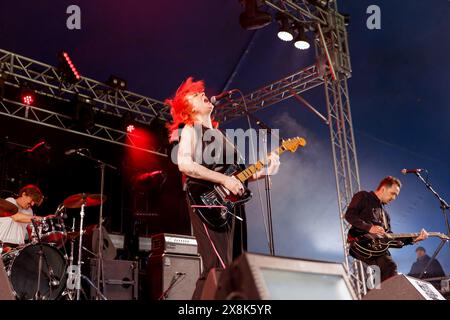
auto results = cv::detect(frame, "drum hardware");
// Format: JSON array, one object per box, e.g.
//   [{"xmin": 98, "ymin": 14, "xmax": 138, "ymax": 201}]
[
  {"xmin": 30, "ymin": 217, "xmax": 61, "ymax": 300},
  {"xmin": 65, "ymin": 149, "xmax": 116, "ymax": 300}
]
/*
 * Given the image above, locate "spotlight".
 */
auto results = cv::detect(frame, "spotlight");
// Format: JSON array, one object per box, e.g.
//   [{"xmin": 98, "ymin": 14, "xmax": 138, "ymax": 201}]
[
  {"xmin": 239, "ymin": 0, "xmax": 272, "ymax": 31},
  {"xmin": 294, "ymin": 25, "xmax": 311, "ymax": 50},
  {"xmin": 122, "ymin": 111, "xmax": 137, "ymax": 134},
  {"xmin": 276, "ymin": 12, "xmax": 294, "ymax": 41},
  {"xmin": 106, "ymin": 75, "xmax": 127, "ymax": 90},
  {"xmin": 126, "ymin": 124, "xmax": 136, "ymax": 134},
  {"xmin": 71, "ymin": 95, "xmax": 95, "ymax": 131},
  {"xmin": 307, "ymin": 0, "xmax": 330, "ymax": 9},
  {"xmin": 58, "ymin": 51, "xmax": 81, "ymax": 83},
  {"xmin": 342, "ymin": 13, "xmax": 350, "ymax": 26},
  {"xmin": 21, "ymin": 87, "xmax": 36, "ymax": 106}
]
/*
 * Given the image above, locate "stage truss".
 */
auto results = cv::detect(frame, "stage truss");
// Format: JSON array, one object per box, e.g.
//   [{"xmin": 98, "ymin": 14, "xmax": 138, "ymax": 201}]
[
  {"xmin": 0, "ymin": 49, "xmax": 170, "ymax": 156},
  {"xmin": 215, "ymin": 0, "xmax": 366, "ymax": 298}
]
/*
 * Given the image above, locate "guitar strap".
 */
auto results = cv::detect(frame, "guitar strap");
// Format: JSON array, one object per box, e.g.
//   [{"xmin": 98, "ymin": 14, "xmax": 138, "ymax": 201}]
[
  {"xmin": 381, "ymin": 208, "xmax": 388, "ymax": 231},
  {"xmin": 202, "ymin": 222, "xmax": 226, "ymax": 269}
]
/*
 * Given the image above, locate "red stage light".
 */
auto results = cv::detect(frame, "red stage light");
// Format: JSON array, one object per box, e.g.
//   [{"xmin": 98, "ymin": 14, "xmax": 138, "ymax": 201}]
[
  {"xmin": 22, "ymin": 93, "xmax": 34, "ymax": 106},
  {"xmin": 126, "ymin": 124, "xmax": 135, "ymax": 133}
]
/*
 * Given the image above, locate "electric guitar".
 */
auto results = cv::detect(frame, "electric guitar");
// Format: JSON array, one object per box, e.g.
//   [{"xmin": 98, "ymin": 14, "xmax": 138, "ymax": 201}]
[
  {"xmin": 187, "ymin": 137, "xmax": 307, "ymax": 229},
  {"xmin": 348, "ymin": 232, "xmax": 450, "ymax": 259}
]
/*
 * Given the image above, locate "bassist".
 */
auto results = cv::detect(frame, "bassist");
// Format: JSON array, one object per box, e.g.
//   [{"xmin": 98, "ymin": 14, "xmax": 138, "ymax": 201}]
[{"xmin": 345, "ymin": 176, "xmax": 428, "ymax": 282}]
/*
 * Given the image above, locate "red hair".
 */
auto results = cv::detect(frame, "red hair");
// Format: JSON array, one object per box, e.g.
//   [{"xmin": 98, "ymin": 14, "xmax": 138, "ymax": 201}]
[{"xmin": 165, "ymin": 77, "xmax": 218, "ymax": 142}]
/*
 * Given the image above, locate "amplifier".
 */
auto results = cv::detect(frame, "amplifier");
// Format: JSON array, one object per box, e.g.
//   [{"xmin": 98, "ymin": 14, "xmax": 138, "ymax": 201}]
[{"xmin": 151, "ymin": 233, "xmax": 198, "ymax": 256}]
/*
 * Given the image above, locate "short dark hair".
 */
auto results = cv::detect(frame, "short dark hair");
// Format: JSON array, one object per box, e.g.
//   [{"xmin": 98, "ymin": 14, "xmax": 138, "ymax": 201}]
[
  {"xmin": 376, "ymin": 176, "xmax": 402, "ymax": 191},
  {"xmin": 416, "ymin": 246, "xmax": 426, "ymax": 252},
  {"xmin": 19, "ymin": 184, "xmax": 44, "ymax": 206}
]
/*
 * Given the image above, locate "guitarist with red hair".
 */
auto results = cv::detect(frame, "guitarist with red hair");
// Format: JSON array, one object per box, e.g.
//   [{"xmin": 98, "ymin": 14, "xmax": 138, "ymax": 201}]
[{"xmin": 165, "ymin": 77, "xmax": 280, "ymax": 299}]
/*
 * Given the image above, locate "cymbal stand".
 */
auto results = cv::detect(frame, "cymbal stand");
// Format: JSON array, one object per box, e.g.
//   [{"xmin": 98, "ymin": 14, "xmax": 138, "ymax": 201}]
[
  {"xmin": 63, "ymin": 218, "xmax": 76, "ymax": 300},
  {"xmin": 75, "ymin": 199, "xmax": 86, "ymax": 300},
  {"xmin": 72, "ymin": 149, "xmax": 116, "ymax": 299}
]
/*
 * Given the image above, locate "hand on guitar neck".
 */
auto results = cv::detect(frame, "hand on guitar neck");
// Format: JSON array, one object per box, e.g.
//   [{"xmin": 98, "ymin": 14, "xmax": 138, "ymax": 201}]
[
  {"xmin": 369, "ymin": 225, "xmax": 429, "ymax": 243},
  {"xmin": 412, "ymin": 228, "xmax": 428, "ymax": 243}
]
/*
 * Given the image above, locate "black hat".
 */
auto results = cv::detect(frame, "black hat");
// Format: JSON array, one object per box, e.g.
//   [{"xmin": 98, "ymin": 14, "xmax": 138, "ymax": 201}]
[{"xmin": 415, "ymin": 246, "xmax": 426, "ymax": 252}]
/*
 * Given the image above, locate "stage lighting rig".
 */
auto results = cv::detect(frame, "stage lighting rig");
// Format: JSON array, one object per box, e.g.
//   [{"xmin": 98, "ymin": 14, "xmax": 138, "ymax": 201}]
[
  {"xmin": 276, "ymin": 12, "xmax": 294, "ymax": 41},
  {"xmin": 239, "ymin": 0, "xmax": 272, "ymax": 30},
  {"xmin": 294, "ymin": 24, "xmax": 311, "ymax": 50},
  {"xmin": 106, "ymin": 75, "xmax": 127, "ymax": 91},
  {"xmin": 58, "ymin": 51, "xmax": 81, "ymax": 83}
]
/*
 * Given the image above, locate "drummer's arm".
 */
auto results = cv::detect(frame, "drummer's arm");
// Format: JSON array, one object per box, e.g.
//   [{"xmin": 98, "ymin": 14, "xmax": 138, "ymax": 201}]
[{"xmin": 10, "ymin": 213, "xmax": 41, "ymax": 223}]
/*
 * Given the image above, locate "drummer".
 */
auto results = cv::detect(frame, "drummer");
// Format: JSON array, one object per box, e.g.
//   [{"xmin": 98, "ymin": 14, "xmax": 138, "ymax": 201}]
[{"xmin": 0, "ymin": 184, "xmax": 44, "ymax": 250}]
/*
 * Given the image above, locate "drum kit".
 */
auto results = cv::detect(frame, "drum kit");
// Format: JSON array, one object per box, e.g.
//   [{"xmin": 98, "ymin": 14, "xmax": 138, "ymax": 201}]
[{"xmin": 0, "ymin": 193, "xmax": 106, "ymax": 300}]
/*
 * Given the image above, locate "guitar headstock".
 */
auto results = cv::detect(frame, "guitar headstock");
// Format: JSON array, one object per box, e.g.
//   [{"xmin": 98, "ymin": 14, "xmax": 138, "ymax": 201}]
[
  {"xmin": 437, "ymin": 233, "xmax": 450, "ymax": 241},
  {"xmin": 282, "ymin": 137, "xmax": 307, "ymax": 153}
]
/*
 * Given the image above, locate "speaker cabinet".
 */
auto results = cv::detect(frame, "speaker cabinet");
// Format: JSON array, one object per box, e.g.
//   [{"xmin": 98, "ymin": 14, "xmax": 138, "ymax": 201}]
[
  {"xmin": 215, "ymin": 253, "xmax": 356, "ymax": 300},
  {"xmin": 90, "ymin": 259, "xmax": 138, "ymax": 300},
  {"xmin": 0, "ymin": 258, "xmax": 15, "ymax": 300},
  {"xmin": 147, "ymin": 253, "xmax": 201, "ymax": 300},
  {"xmin": 362, "ymin": 274, "xmax": 445, "ymax": 300}
]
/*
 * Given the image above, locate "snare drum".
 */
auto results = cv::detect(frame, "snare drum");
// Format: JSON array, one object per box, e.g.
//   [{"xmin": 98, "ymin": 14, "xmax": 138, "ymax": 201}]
[{"xmin": 39, "ymin": 216, "xmax": 67, "ymax": 247}]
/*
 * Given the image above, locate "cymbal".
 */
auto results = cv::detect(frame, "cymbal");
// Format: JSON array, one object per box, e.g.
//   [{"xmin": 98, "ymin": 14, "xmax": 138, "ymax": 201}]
[
  {"xmin": 0, "ymin": 199, "xmax": 18, "ymax": 217},
  {"xmin": 63, "ymin": 193, "xmax": 107, "ymax": 209}
]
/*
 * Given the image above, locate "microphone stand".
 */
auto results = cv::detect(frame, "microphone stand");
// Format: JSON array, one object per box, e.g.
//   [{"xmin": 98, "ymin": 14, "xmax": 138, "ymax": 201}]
[
  {"xmin": 240, "ymin": 108, "xmax": 283, "ymax": 256},
  {"xmin": 413, "ymin": 171, "xmax": 450, "ymax": 279},
  {"xmin": 72, "ymin": 149, "xmax": 117, "ymax": 300}
]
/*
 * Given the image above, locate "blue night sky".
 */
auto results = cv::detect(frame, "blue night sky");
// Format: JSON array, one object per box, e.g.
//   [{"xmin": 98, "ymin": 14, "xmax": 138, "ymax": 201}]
[{"xmin": 1, "ymin": 1, "xmax": 449, "ymax": 275}]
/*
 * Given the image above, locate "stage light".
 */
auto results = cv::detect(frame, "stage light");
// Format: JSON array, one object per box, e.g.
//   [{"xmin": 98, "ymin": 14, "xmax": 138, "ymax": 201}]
[
  {"xmin": 294, "ymin": 25, "xmax": 311, "ymax": 50},
  {"xmin": 21, "ymin": 87, "xmax": 35, "ymax": 106},
  {"xmin": 58, "ymin": 51, "xmax": 81, "ymax": 83},
  {"xmin": 276, "ymin": 12, "xmax": 294, "ymax": 41},
  {"xmin": 239, "ymin": 0, "xmax": 272, "ymax": 31},
  {"xmin": 106, "ymin": 75, "xmax": 127, "ymax": 91},
  {"xmin": 121, "ymin": 111, "xmax": 138, "ymax": 134},
  {"xmin": 71, "ymin": 95, "xmax": 96, "ymax": 131},
  {"xmin": 126, "ymin": 124, "xmax": 135, "ymax": 133},
  {"xmin": 307, "ymin": 0, "xmax": 330, "ymax": 9}
]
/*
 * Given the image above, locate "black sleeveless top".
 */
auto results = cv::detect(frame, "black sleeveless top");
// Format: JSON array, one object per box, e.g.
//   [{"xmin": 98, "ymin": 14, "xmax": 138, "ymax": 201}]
[{"xmin": 185, "ymin": 124, "xmax": 245, "ymax": 188}]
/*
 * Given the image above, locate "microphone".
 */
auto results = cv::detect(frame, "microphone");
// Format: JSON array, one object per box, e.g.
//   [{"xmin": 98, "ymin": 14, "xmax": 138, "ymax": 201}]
[
  {"xmin": 210, "ymin": 89, "xmax": 237, "ymax": 105},
  {"xmin": 401, "ymin": 168, "xmax": 426, "ymax": 175},
  {"xmin": 64, "ymin": 148, "xmax": 87, "ymax": 155}
]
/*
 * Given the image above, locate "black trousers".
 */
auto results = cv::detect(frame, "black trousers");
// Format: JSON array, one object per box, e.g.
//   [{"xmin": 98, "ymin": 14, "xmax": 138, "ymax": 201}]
[
  {"xmin": 361, "ymin": 251, "xmax": 398, "ymax": 282},
  {"xmin": 187, "ymin": 196, "xmax": 247, "ymax": 300}
]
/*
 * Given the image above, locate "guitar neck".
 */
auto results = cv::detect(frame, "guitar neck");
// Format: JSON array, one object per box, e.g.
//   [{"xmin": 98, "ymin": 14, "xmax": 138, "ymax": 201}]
[
  {"xmin": 234, "ymin": 146, "xmax": 286, "ymax": 183},
  {"xmin": 388, "ymin": 232, "xmax": 442, "ymax": 239}
]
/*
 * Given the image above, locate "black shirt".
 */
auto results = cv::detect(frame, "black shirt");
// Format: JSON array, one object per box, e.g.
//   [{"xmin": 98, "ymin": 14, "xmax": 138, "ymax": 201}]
[{"xmin": 345, "ymin": 191, "xmax": 392, "ymax": 238}]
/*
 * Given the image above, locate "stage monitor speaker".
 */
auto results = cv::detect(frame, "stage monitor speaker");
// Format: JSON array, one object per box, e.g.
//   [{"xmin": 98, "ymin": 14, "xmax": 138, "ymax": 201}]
[
  {"xmin": 215, "ymin": 253, "xmax": 357, "ymax": 300},
  {"xmin": 90, "ymin": 259, "xmax": 139, "ymax": 300},
  {"xmin": 362, "ymin": 274, "xmax": 445, "ymax": 300},
  {"xmin": 147, "ymin": 253, "xmax": 201, "ymax": 300},
  {"xmin": 0, "ymin": 258, "xmax": 15, "ymax": 300}
]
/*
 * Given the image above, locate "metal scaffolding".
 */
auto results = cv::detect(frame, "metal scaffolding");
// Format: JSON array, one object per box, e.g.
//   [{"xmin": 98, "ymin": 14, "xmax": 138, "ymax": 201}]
[
  {"xmin": 0, "ymin": 49, "xmax": 170, "ymax": 156},
  {"xmin": 215, "ymin": 0, "xmax": 366, "ymax": 298}
]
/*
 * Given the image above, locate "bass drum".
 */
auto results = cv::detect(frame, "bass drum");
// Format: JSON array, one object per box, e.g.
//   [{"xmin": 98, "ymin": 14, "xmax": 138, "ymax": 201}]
[{"xmin": 3, "ymin": 243, "xmax": 67, "ymax": 300}]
